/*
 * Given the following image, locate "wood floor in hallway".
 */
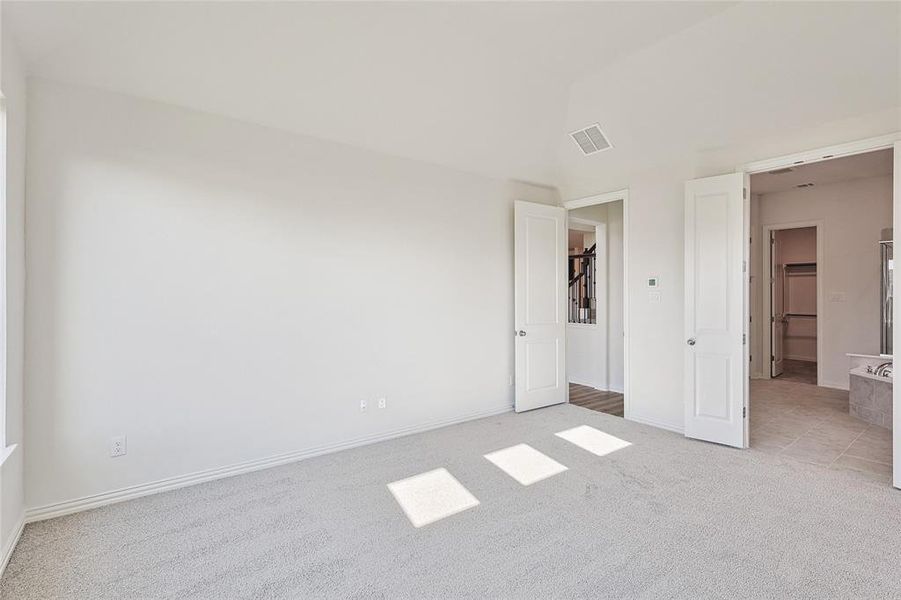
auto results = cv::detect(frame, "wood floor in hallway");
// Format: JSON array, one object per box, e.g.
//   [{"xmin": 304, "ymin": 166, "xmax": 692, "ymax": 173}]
[{"xmin": 569, "ymin": 383, "xmax": 624, "ymax": 417}]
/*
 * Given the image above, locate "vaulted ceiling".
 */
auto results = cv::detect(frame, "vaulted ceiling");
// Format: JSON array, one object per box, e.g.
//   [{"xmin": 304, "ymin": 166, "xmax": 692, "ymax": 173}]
[{"xmin": 4, "ymin": 1, "xmax": 900, "ymax": 192}]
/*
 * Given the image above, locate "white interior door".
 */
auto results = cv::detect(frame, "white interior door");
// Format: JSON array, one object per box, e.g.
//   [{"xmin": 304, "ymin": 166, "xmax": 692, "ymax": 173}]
[
  {"xmin": 684, "ymin": 173, "xmax": 748, "ymax": 448},
  {"xmin": 771, "ymin": 232, "xmax": 785, "ymax": 377},
  {"xmin": 514, "ymin": 200, "xmax": 567, "ymax": 412}
]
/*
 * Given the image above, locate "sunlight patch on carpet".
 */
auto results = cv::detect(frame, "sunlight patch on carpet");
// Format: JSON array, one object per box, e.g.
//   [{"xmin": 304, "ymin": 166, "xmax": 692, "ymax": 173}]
[
  {"xmin": 387, "ymin": 468, "xmax": 479, "ymax": 528},
  {"xmin": 484, "ymin": 443, "xmax": 568, "ymax": 485},
  {"xmin": 556, "ymin": 425, "xmax": 631, "ymax": 457}
]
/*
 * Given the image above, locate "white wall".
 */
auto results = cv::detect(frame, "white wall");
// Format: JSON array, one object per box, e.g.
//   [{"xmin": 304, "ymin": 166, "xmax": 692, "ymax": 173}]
[
  {"xmin": 23, "ymin": 80, "xmax": 558, "ymax": 511},
  {"xmin": 751, "ymin": 176, "xmax": 892, "ymax": 389},
  {"xmin": 0, "ymin": 11, "xmax": 27, "ymax": 569},
  {"xmin": 565, "ymin": 202, "xmax": 623, "ymax": 393}
]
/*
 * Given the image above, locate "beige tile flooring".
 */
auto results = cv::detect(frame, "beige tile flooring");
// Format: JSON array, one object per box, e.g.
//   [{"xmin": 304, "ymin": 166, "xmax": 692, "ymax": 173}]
[
  {"xmin": 774, "ymin": 358, "xmax": 817, "ymax": 385},
  {"xmin": 750, "ymin": 378, "xmax": 893, "ymax": 481}
]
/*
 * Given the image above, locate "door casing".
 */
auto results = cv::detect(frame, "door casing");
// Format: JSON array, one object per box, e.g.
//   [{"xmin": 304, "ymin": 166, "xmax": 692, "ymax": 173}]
[
  {"xmin": 739, "ymin": 132, "xmax": 900, "ymax": 488},
  {"xmin": 562, "ymin": 189, "xmax": 631, "ymax": 418},
  {"xmin": 761, "ymin": 222, "xmax": 823, "ymax": 384}
]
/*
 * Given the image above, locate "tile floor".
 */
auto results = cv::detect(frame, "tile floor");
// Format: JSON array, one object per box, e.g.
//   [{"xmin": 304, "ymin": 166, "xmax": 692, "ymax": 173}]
[
  {"xmin": 774, "ymin": 358, "xmax": 818, "ymax": 385},
  {"xmin": 750, "ymin": 378, "xmax": 893, "ymax": 480}
]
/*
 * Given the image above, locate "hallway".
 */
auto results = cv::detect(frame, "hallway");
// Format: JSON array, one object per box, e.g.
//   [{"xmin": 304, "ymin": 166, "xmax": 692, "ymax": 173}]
[{"xmin": 569, "ymin": 383, "xmax": 624, "ymax": 417}]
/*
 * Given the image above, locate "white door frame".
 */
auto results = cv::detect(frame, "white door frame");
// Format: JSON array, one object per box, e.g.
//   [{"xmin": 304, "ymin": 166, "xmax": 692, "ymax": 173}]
[
  {"xmin": 761, "ymin": 221, "xmax": 824, "ymax": 385},
  {"xmin": 562, "ymin": 189, "xmax": 630, "ymax": 417},
  {"xmin": 738, "ymin": 131, "xmax": 900, "ymax": 489}
]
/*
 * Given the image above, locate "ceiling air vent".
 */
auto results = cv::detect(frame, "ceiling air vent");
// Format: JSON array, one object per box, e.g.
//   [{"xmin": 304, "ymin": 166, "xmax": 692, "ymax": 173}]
[
  {"xmin": 767, "ymin": 167, "xmax": 794, "ymax": 175},
  {"xmin": 570, "ymin": 124, "xmax": 612, "ymax": 155}
]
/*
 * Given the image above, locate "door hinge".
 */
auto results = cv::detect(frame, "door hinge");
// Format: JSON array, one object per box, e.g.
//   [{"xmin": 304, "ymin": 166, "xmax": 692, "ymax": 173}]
[
  {"xmin": 743, "ymin": 187, "xmax": 748, "ymax": 200},
  {"xmin": 742, "ymin": 334, "xmax": 746, "ymax": 345},
  {"xmin": 771, "ymin": 355, "xmax": 775, "ymax": 362},
  {"xmin": 742, "ymin": 260, "xmax": 747, "ymax": 273},
  {"xmin": 743, "ymin": 407, "xmax": 747, "ymax": 418}
]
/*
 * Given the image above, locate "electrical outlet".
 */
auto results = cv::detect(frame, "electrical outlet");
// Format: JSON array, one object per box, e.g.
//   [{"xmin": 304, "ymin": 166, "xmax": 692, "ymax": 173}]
[
  {"xmin": 110, "ymin": 435, "xmax": 127, "ymax": 458},
  {"xmin": 377, "ymin": 397, "xmax": 387, "ymax": 409},
  {"xmin": 360, "ymin": 399, "xmax": 368, "ymax": 412}
]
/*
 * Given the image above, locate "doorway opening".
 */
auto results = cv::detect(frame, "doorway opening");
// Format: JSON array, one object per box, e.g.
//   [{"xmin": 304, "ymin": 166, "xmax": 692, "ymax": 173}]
[
  {"xmin": 769, "ymin": 226, "xmax": 818, "ymax": 385},
  {"xmin": 565, "ymin": 200, "xmax": 625, "ymax": 417},
  {"xmin": 748, "ymin": 148, "xmax": 894, "ymax": 480}
]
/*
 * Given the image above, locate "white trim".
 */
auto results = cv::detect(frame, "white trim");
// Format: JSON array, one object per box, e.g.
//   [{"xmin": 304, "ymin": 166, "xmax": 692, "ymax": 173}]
[
  {"xmin": 761, "ymin": 220, "xmax": 824, "ymax": 387},
  {"xmin": 628, "ymin": 413, "xmax": 684, "ymax": 434},
  {"xmin": 740, "ymin": 132, "xmax": 901, "ymax": 174},
  {"xmin": 563, "ymin": 189, "xmax": 628, "ymax": 211},
  {"xmin": 567, "ymin": 377, "xmax": 602, "ymax": 389},
  {"xmin": 25, "ymin": 403, "xmax": 513, "ymax": 523},
  {"xmin": 818, "ymin": 379, "xmax": 848, "ymax": 392},
  {"xmin": 893, "ymin": 141, "xmax": 900, "ymax": 490},
  {"xmin": 562, "ymin": 189, "xmax": 631, "ymax": 421},
  {"xmin": 0, "ymin": 512, "xmax": 24, "ymax": 577},
  {"xmin": 0, "ymin": 443, "xmax": 16, "ymax": 468},
  {"xmin": 0, "ymin": 97, "xmax": 7, "ymax": 451}
]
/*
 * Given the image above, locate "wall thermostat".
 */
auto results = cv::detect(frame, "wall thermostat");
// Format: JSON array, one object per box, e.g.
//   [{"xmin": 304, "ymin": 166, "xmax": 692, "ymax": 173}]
[{"xmin": 647, "ymin": 277, "xmax": 660, "ymax": 288}]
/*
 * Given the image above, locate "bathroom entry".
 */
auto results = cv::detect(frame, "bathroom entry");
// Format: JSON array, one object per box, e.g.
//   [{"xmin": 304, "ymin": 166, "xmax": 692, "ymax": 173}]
[
  {"xmin": 770, "ymin": 227, "xmax": 818, "ymax": 385},
  {"xmin": 745, "ymin": 146, "xmax": 896, "ymax": 484}
]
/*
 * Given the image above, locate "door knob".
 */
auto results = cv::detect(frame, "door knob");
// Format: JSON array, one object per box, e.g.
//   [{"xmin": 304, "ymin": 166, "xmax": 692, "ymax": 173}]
[
  {"xmin": 517, "ymin": 330, "xmax": 527, "ymax": 337},
  {"xmin": 687, "ymin": 337, "xmax": 696, "ymax": 346}
]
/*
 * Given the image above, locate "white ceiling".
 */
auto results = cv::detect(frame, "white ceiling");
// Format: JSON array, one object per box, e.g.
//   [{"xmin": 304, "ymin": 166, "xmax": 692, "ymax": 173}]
[
  {"xmin": 4, "ymin": 2, "xmax": 900, "ymax": 191},
  {"xmin": 750, "ymin": 148, "xmax": 894, "ymax": 195},
  {"xmin": 3, "ymin": 1, "xmax": 732, "ymax": 186},
  {"xmin": 558, "ymin": 1, "xmax": 900, "ymax": 196}
]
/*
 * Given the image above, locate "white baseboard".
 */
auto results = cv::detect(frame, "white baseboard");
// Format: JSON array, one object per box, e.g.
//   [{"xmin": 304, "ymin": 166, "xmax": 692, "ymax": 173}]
[
  {"xmin": 784, "ymin": 355, "xmax": 816, "ymax": 362},
  {"xmin": 0, "ymin": 513, "xmax": 25, "ymax": 578},
  {"xmin": 25, "ymin": 403, "xmax": 513, "ymax": 523},
  {"xmin": 818, "ymin": 380, "xmax": 849, "ymax": 391},
  {"xmin": 626, "ymin": 412, "xmax": 684, "ymax": 434},
  {"xmin": 568, "ymin": 379, "xmax": 623, "ymax": 394},
  {"xmin": 568, "ymin": 378, "xmax": 605, "ymax": 390}
]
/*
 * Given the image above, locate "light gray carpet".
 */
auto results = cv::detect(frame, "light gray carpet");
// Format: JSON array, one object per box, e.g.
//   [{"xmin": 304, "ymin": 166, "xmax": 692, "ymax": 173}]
[{"xmin": 3, "ymin": 403, "xmax": 901, "ymax": 599}]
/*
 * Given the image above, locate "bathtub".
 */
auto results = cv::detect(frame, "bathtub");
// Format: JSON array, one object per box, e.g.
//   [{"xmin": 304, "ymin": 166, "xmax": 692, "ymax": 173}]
[{"xmin": 849, "ymin": 365, "xmax": 892, "ymax": 430}]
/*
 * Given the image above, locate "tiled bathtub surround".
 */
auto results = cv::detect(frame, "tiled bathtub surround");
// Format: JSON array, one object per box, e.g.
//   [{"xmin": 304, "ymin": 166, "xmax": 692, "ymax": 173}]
[
  {"xmin": 751, "ymin": 379, "xmax": 892, "ymax": 480},
  {"xmin": 849, "ymin": 372, "xmax": 893, "ymax": 430}
]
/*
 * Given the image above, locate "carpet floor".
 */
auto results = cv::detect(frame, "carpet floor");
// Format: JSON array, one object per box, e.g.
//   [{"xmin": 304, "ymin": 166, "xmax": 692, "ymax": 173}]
[{"xmin": 3, "ymin": 403, "xmax": 901, "ymax": 599}]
